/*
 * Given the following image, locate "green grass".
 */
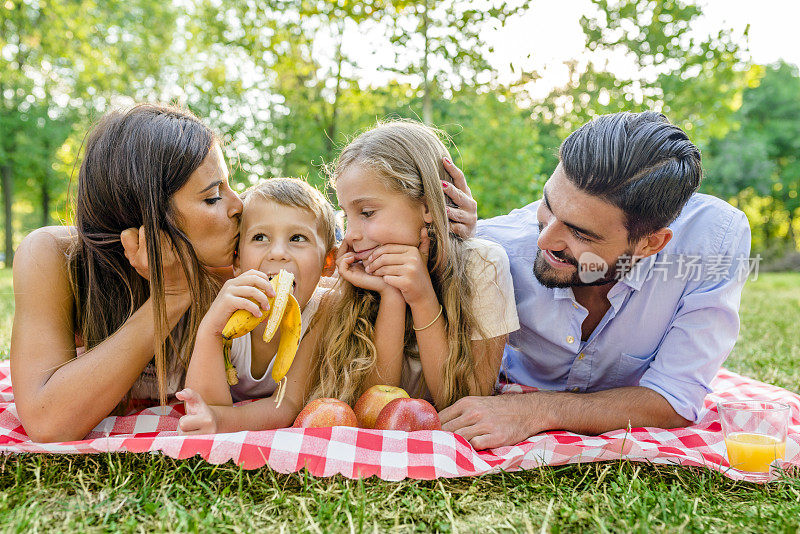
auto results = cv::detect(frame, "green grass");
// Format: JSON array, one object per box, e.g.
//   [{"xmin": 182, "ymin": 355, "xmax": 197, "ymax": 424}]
[{"xmin": 1, "ymin": 270, "xmax": 799, "ymax": 532}]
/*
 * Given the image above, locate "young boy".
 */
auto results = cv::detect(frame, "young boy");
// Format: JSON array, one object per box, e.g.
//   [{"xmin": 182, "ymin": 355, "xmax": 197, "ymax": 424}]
[{"xmin": 177, "ymin": 178, "xmax": 337, "ymax": 433}]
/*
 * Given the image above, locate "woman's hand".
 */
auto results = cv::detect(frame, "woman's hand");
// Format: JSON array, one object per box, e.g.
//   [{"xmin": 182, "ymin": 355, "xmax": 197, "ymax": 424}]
[
  {"xmin": 120, "ymin": 226, "xmax": 188, "ymax": 296},
  {"xmin": 442, "ymin": 158, "xmax": 478, "ymax": 238},
  {"xmin": 362, "ymin": 229, "xmax": 436, "ymax": 308},
  {"xmin": 336, "ymin": 242, "xmax": 396, "ymax": 296},
  {"xmin": 198, "ymin": 270, "xmax": 276, "ymax": 337},
  {"xmin": 176, "ymin": 388, "xmax": 218, "ymax": 435}
]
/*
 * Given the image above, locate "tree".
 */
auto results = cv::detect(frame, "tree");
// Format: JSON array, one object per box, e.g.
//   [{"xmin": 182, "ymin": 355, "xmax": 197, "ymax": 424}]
[
  {"xmin": 385, "ymin": 0, "xmax": 532, "ymax": 124},
  {"xmin": 537, "ymin": 0, "xmax": 749, "ymax": 147},
  {"xmin": 0, "ymin": 0, "xmax": 179, "ymax": 265},
  {"xmin": 705, "ymin": 61, "xmax": 800, "ymax": 252},
  {"xmin": 181, "ymin": 0, "xmax": 401, "ymax": 190}
]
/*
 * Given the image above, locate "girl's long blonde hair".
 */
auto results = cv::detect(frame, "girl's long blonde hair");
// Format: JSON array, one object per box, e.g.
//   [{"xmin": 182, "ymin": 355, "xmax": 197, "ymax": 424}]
[{"xmin": 310, "ymin": 120, "xmax": 489, "ymax": 409}]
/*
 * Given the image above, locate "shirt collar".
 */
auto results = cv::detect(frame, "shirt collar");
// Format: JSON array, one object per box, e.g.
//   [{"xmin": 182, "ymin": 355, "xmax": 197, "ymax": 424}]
[
  {"xmin": 618, "ymin": 253, "xmax": 657, "ymax": 291},
  {"xmin": 553, "ymin": 287, "xmax": 574, "ymax": 300}
]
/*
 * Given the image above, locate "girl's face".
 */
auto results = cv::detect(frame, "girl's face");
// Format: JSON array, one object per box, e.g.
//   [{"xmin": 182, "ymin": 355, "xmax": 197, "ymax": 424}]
[
  {"xmin": 336, "ymin": 164, "xmax": 433, "ymax": 259},
  {"xmin": 171, "ymin": 143, "xmax": 244, "ymax": 268}
]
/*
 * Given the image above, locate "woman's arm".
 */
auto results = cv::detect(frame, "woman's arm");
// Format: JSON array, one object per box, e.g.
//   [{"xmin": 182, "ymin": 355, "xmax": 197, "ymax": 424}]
[
  {"xmin": 10, "ymin": 227, "xmax": 192, "ymax": 442},
  {"xmin": 441, "ymin": 158, "xmax": 478, "ymax": 238}
]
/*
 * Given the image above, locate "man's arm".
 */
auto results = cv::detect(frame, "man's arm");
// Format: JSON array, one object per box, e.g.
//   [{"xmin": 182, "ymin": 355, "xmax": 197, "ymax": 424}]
[{"xmin": 439, "ymin": 386, "xmax": 690, "ymax": 450}]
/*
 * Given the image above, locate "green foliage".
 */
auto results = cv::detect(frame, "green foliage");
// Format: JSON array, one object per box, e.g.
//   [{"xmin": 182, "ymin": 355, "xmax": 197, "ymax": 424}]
[
  {"xmin": 540, "ymin": 0, "xmax": 749, "ymax": 147},
  {"xmin": 0, "ymin": 0, "xmax": 183, "ymax": 264},
  {"xmin": 704, "ymin": 61, "xmax": 800, "ymax": 253},
  {"xmin": 0, "ymin": 0, "xmax": 798, "ymax": 255},
  {"xmin": 434, "ymin": 90, "xmax": 559, "ymax": 218},
  {"xmin": 385, "ymin": 0, "xmax": 532, "ymax": 124}
]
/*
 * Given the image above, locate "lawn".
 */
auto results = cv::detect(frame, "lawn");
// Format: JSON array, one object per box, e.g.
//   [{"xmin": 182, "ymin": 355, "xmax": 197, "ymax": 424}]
[{"xmin": 0, "ymin": 270, "xmax": 798, "ymax": 532}]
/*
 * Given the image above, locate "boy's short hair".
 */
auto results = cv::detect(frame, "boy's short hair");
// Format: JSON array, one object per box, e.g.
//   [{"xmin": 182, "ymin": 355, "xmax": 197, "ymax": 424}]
[{"xmin": 240, "ymin": 178, "xmax": 338, "ymax": 252}]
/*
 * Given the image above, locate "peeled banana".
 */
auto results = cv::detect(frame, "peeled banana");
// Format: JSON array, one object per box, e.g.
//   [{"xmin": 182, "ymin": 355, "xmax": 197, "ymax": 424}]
[{"xmin": 220, "ymin": 270, "xmax": 302, "ymax": 409}]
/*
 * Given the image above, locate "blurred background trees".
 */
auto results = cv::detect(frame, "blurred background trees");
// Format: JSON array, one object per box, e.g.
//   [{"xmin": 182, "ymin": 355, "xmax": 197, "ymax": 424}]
[{"xmin": 1, "ymin": 0, "xmax": 798, "ymax": 265}]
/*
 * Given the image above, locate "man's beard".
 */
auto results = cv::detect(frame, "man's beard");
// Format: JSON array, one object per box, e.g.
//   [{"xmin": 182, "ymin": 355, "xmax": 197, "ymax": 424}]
[{"xmin": 532, "ymin": 248, "xmax": 636, "ymax": 289}]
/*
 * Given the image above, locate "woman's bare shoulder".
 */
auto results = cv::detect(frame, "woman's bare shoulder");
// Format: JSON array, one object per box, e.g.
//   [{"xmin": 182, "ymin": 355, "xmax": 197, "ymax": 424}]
[{"xmin": 13, "ymin": 226, "xmax": 77, "ymax": 280}]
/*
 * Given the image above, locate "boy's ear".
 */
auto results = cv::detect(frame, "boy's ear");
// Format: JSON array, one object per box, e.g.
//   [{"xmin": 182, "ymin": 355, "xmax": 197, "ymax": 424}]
[
  {"xmin": 322, "ymin": 249, "xmax": 336, "ymax": 276},
  {"xmin": 232, "ymin": 250, "xmax": 241, "ymax": 276}
]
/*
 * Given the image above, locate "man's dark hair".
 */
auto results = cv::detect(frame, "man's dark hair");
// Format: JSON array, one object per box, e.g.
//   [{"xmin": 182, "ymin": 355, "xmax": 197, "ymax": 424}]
[{"xmin": 559, "ymin": 111, "xmax": 702, "ymax": 241}]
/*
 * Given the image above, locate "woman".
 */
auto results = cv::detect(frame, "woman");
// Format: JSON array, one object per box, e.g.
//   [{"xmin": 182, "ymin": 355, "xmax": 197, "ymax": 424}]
[{"xmin": 8, "ymin": 104, "xmax": 272, "ymax": 442}]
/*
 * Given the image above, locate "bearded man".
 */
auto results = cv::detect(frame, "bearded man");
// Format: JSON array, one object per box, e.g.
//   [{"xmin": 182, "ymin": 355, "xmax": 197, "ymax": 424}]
[{"xmin": 438, "ymin": 111, "xmax": 751, "ymax": 449}]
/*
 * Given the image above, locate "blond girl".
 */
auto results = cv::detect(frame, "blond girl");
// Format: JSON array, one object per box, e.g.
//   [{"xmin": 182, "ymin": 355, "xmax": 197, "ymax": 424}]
[{"xmin": 311, "ymin": 121, "xmax": 519, "ymax": 410}]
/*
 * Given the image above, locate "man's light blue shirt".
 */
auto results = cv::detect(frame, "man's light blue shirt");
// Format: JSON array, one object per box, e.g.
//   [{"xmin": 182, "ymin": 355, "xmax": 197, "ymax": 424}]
[{"xmin": 477, "ymin": 193, "xmax": 751, "ymax": 422}]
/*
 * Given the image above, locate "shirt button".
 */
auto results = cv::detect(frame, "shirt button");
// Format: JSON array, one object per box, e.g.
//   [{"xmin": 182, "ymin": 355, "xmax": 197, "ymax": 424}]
[
  {"xmin": 566, "ymin": 336, "xmax": 575, "ymax": 344},
  {"xmin": 578, "ymin": 353, "xmax": 585, "ymax": 360}
]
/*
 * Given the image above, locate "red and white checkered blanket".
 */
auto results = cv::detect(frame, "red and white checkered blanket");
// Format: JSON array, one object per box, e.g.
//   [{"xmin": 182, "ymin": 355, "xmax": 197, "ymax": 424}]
[{"xmin": 1, "ymin": 361, "xmax": 797, "ymax": 482}]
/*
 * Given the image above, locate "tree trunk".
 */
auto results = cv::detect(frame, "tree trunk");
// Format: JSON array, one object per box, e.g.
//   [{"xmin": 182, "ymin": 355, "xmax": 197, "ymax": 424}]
[
  {"xmin": 787, "ymin": 211, "xmax": 797, "ymax": 251},
  {"xmin": 41, "ymin": 172, "xmax": 50, "ymax": 227},
  {"xmin": 422, "ymin": 0, "xmax": 432, "ymax": 125},
  {"xmin": 324, "ymin": 23, "xmax": 345, "ymax": 164},
  {"xmin": 1, "ymin": 164, "xmax": 13, "ymax": 268}
]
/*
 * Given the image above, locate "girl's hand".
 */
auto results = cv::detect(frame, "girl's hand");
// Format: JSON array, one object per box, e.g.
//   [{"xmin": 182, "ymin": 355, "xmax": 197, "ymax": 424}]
[
  {"xmin": 177, "ymin": 388, "xmax": 218, "ymax": 435},
  {"xmin": 336, "ymin": 242, "xmax": 395, "ymax": 295},
  {"xmin": 120, "ymin": 226, "xmax": 188, "ymax": 297},
  {"xmin": 363, "ymin": 229, "xmax": 436, "ymax": 307},
  {"xmin": 199, "ymin": 270, "xmax": 276, "ymax": 337},
  {"xmin": 442, "ymin": 158, "xmax": 478, "ymax": 239}
]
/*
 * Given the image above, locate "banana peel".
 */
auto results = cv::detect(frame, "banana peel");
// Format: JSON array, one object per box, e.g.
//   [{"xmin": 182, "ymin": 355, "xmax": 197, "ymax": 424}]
[{"xmin": 220, "ymin": 270, "xmax": 301, "ymax": 408}]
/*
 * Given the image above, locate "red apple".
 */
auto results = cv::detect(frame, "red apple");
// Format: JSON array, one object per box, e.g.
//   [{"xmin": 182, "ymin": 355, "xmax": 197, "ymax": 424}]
[
  {"xmin": 353, "ymin": 385, "xmax": 410, "ymax": 428},
  {"xmin": 292, "ymin": 398, "xmax": 358, "ymax": 428},
  {"xmin": 374, "ymin": 398, "xmax": 441, "ymax": 431}
]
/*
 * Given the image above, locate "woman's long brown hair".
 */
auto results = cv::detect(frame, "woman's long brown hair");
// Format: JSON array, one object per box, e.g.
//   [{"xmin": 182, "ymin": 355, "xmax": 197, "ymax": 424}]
[{"xmin": 67, "ymin": 103, "xmax": 221, "ymax": 408}]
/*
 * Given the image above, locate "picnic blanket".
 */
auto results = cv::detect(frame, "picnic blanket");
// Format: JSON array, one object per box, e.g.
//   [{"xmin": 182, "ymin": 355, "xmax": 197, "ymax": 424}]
[{"xmin": 1, "ymin": 360, "xmax": 797, "ymax": 483}]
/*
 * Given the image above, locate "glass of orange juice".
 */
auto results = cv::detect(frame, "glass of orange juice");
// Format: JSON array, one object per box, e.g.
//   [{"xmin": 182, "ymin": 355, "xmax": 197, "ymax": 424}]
[{"xmin": 718, "ymin": 400, "xmax": 790, "ymax": 478}]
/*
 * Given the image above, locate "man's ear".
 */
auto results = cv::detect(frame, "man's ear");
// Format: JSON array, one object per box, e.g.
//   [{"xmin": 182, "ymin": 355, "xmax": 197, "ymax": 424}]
[
  {"xmin": 635, "ymin": 228, "xmax": 673, "ymax": 258},
  {"xmin": 322, "ymin": 249, "xmax": 336, "ymax": 276}
]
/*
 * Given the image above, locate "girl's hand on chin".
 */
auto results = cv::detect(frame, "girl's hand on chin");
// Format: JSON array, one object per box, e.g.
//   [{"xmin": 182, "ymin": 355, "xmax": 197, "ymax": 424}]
[
  {"xmin": 362, "ymin": 229, "xmax": 435, "ymax": 307},
  {"xmin": 335, "ymin": 243, "xmax": 394, "ymax": 294}
]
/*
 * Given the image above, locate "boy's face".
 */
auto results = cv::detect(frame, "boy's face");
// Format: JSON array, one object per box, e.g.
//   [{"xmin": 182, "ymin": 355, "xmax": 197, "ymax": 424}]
[{"xmin": 235, "ymin": 200, "xmax": 332, "ymax": 310}]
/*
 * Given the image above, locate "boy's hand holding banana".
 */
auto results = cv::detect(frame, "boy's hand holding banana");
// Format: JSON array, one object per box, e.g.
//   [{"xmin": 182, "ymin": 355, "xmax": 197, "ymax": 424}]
[{"xmin": 219, "ymin": 269, "xmax": 302, "ymax": 408}]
